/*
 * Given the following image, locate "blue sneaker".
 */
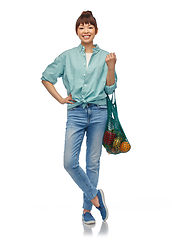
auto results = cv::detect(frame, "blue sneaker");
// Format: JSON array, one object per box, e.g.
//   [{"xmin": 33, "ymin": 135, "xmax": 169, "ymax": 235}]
[
  {"xmin": 96, "ymin": 189, "xmax": 109, "ymax": 221},
  {"xmin": 82, "ymin": 212, "xmax": 96, "ymax": 225}
]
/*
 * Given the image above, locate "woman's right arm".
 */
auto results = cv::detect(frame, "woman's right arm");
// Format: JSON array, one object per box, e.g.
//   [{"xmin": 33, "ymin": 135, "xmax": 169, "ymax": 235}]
[{"xmin": 42, "ymin": 80, "xmax": 75, "ymax": 104}]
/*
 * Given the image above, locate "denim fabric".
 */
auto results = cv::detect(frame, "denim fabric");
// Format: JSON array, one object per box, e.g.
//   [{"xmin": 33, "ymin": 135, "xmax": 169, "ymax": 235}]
[{"xmin": 63, "ymin": 104, "xmax": 107, "ymax": 210}]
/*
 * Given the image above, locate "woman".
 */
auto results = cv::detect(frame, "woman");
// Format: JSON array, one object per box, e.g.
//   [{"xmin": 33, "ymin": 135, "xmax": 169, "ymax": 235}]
[{"xmin": 41, "ymin": 11, "xmax": 117, "ymax": 225}]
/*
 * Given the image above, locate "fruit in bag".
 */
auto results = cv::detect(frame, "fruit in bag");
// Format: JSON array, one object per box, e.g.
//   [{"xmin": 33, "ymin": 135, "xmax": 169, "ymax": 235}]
[
  {"xmin": 119, "ymin": 141, "xmax": 131, "ymax": 153},
  {"xmin": 113, "ymin": 137, "xmax": 122, "ymax": 150},
  {"xmin": 111, "ymin": 148, "xmax": 120, "ymax": 154},
  {"xmin": 103, "ymin": 130, "xmax": 116, "ymax": 145}
]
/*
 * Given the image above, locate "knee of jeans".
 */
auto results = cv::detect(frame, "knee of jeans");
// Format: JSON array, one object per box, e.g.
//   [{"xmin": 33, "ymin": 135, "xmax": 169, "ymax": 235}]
[
  {"xmin": 63, "ymin": 155, "xmax": 78, "ymax": 172},
  {"xmin": 63, "ymin": 158, "xmax": 70, "ymax": 172}
]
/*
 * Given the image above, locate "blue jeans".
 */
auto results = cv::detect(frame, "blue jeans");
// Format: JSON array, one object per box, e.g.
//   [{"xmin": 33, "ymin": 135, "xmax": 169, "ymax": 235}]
[{"xmin": 63, "ymin": 104, "xmax": 107, "ymax": 211}]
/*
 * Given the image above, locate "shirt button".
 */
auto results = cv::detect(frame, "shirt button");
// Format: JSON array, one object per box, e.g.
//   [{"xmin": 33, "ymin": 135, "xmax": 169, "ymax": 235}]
[
  {"xmin": 84, "ymin": 74, "xmax": 85, "ymax": 76},
  {"xmin": 84, "ymin": 63, "xmax": 85, "ymax": 66},
  {"xmin": 84, "ymin": 84, "xmax": 86, "ymax": 87}
]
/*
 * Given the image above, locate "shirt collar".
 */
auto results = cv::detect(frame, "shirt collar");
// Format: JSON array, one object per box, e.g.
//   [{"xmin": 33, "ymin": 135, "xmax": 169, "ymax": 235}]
[{"xmin": 78, "ymin": 44, "xmax": 100, "ymax": 54}]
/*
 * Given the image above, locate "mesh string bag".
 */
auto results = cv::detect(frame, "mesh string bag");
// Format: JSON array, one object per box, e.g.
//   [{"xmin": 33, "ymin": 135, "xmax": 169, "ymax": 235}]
[{"xmin": 103, "ymin": 92, "xmax": 131, "ymax": 154}]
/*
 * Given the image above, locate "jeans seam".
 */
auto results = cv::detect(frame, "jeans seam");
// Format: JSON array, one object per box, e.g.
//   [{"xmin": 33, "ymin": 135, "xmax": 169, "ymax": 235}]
[
  {"xmin": 76, "ymin": 168, "xmax": 95, "ymax": 200},
  {"xmin": 74, "ymin": 129, "xmax": 95, "ymax": 200},
  {"xmin": 86, "ymin": 106, "xmax": 93, "ymax": 125}
]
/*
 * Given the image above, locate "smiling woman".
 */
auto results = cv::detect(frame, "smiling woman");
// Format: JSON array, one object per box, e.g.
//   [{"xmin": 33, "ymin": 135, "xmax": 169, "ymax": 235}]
[
  {"xmin": 76, "ymin": 11, "xmax": 98, "ymax": 52},
  {"xmin": 75, "ymin": 11, "xmax": 98, "ymax": 34},
  {"xmin": 41, "ymin": 10, "xmax": 117, "ymax": 226}
]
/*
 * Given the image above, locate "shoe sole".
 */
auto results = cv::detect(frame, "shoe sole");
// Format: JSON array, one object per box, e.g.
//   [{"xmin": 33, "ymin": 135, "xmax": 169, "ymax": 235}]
[
  {"xmin": 99, "ymin": 189, "xmax": 109, "ymax": 222},
  {"xmin": 82, "ymin": 216, "xmax": 96, "ymax": 225}
]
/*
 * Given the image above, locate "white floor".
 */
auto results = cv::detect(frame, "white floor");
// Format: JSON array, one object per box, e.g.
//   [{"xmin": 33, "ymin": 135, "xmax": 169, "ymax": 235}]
[{"xmin": 1, "ymin": 193, "xmax": 172, "ymax": 239}]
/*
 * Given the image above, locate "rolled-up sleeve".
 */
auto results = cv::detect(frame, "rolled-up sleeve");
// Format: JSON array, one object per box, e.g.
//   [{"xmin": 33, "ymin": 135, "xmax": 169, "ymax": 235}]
[
  {"xmin": 105, "ymin": 71, "xmax": 118, "ymax": 95},
  {"xmin": 41, "ymin": 55, "xmax": 64, "ymax": 85}
]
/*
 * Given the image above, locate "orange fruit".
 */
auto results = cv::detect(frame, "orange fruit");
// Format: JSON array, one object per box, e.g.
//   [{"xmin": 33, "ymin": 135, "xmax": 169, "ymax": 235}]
[{"xmin": 119, "ymin": 141, "xmax": 131, "ymax": 153}]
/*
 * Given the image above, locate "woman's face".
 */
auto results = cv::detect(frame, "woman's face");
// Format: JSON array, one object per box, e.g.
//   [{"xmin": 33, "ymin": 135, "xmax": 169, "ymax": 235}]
[{"xmin": 77, "ymin": 23, "xmax": 97, "ymax": 44}]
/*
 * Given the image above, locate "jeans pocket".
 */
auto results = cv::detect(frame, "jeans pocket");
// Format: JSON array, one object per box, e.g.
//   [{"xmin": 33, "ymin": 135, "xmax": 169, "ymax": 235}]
[
  {"xmin": 97, "ymin": 105, "xmax": 107, "ymax": 111},
  {"xmin": 67, "ymin": 106, "xmax": 77, "ymax": 112}
]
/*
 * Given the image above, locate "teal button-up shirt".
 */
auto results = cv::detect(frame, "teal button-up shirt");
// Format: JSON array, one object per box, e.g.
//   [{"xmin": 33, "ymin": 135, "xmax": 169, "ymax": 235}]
[{"xmin": 41, "ymin": 44, "xmax": 117, "ymax": 109}]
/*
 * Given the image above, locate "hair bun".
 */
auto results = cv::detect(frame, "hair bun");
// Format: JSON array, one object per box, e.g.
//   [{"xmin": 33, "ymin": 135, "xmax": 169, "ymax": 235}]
[{"xmin": 81, "ymin": 11, "xmax": 93, "ymax": 16}]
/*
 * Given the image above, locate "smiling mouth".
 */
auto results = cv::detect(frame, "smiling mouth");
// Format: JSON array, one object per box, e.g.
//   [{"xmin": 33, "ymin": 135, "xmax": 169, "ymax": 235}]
[{"xmin": 82, "ymin": 35, "xmax": 91, "ymax": 39}]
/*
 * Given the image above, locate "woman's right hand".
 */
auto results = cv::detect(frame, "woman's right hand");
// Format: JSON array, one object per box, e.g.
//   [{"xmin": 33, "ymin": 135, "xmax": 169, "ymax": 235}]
[
  {"xmin": 42, "ymin": 81, "xmax": 76, "ymax": 105},
  {"xmin": 60, "ymin": 94, "xmax": 76, "ymax": 104}
]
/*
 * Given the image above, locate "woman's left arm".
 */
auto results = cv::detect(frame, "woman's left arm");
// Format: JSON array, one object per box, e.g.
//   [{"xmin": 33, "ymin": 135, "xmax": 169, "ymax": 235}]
[{"xmin": 105, "ymin": 53, "xmax": 117, "ymax": 86}]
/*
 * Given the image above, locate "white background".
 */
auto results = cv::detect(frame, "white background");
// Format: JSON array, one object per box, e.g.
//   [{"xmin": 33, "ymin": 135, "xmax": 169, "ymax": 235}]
[{"xmin": 0, "ymin": 0, "xmax": 172, "ymax": 239}]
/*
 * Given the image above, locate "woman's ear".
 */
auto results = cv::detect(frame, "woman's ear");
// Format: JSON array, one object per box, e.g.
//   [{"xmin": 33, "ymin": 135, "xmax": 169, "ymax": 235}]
[{"xmin": 96, "ymin": 28, "xmax": 98, "ymax": 35}]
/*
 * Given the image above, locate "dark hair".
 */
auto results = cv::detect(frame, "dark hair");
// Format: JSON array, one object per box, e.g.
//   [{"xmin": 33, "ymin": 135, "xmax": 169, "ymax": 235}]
[{"xmin": 75, "ymin": 11, "xmax": 98, "ymax": 34}]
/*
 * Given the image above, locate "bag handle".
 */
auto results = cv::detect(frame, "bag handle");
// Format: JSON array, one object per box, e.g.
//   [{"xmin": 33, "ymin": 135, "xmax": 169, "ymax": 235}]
[{"xmin": 106, "ymin": 91, "xmax": 117, "ymax": 108}]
